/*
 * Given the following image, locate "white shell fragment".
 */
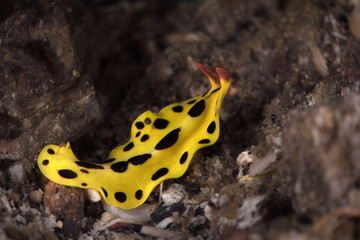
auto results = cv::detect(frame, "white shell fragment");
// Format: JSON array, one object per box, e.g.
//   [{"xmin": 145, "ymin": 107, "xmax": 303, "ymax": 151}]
[
  {"xmin": 218, "ymin": 194, "xmax": 230, "ymax": 208},
  {"xmin": 237, "ymin": 150, "xmax": 277, "ymax": 180},
  {"xmin": 216, "ymin": 195, "xmax": 267, "ymax": 234},
  {"xmin": 248, "ymin": 151, "xmax": 277, "ymax": 177},
  {"xmin": 155, "ymin": 216, "xmax": 178, "ymax": 229},
  {"xmin": 43, "ymin": 215, "xmax": 57, "ymax": 229},
  {"xmin": 237, "ymin": 195, "xmax": 266, "ymax": 229},
  {"xmin": 307, "ymin": 41, "xmax": 329, "ymax": 77},
  {"xmin": 236, "ymin": 150, "xmax": 254, "ymax": 166},
  {"xmin": 236, "ymin": 150, "xmax": 254, "ymax": 179},
  {"xmin": 102, "ymin": 201, "xmax": 156, "ymax": 224},
  {"xmin": 161, "ymin": 183, "xmax": 186, "ymax": 205},
  {"xmin": 0, "ymin": 190, "xmax": 13, "ymax": 213}
]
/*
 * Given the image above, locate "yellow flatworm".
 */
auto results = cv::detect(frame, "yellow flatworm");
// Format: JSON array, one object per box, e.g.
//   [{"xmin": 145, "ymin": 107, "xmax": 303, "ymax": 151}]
[{"xmin": 37, "ymin": 63, "xmax": 231, "ymax": 209}]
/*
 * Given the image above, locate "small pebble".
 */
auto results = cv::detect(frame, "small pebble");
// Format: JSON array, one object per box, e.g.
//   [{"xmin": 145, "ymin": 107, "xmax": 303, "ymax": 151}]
[
  {"xmin": 9, "ymin": 192, "xmax": 20, "ymax": 203},
  {"xmin": 9, "ymin": 163, "xmax": 24, "ymax": 183},
  {"xmin": 56, "ymin": 220, "xmax": 63, "ymax": 228},
  {"xmin": 204, "ymin": 205, "xmax": 214, "ymax": 221},
  {"xmin": 29, "ymin": 190, "xmax": 43, "ymax": 204},
  {"xmin": 85, "ymin": 189, "xmax": 101, "ymax": 202},
  {"xmin": 349, "ymin": 6, "xmax": 360, "ymax": 39},
  {"xmin": 210, "ymin": 194, "xmax": 220, "ymax": 207},
  {"xmin": 44, "ymin": 215, "xmax": 57, "ymax": 229},
  {"xmin": 14, "ymin": 214, "xmax": 26, "ymax": 224},
  {"xmin": 349, "ymin": 190, "xmax": 360, "ymax": 208},
  {"xmin": 218, "ymin": 195, "xmax": 230, "ymax": 208}
]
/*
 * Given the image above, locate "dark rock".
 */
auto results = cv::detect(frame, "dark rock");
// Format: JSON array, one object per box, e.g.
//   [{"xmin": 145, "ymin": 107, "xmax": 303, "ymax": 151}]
[
  {"xmin": 150, "ymin": 203, "xmax": 186, "ymax": 224},
  {"xmin": 0, "ymin": 0, "xmax": 100, "ymax": 176},
  {"xmin": 62, "ymin": 219, "xmax": 81, "ymax": 239},
  {"xmin": 0, "ymin": 112, "xmax": 22, "ymax": 140},
  {"xmin": 0, "ymin": 158, "xmax": 16, "ymax": 170},
  {"xmin": 170, "ymin": 202, "xmax": 186, "ymax": 214},
  {"xmin": 150, "ymin": 206, "xmax": 172, "ymax": 224}
]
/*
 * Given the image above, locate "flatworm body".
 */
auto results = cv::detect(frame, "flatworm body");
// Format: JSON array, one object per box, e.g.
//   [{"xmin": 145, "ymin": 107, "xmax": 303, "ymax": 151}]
[{"xmin": 37, "ymin": 63, "xmax": 231, "ymax": 209}]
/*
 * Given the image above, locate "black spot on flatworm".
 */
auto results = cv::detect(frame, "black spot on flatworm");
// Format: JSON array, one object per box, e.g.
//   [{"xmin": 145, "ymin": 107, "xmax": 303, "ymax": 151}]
[
  {"xmin": 207, "ymin": 121, "xmax": 216, "ymax": 134},
  {"xmin": 136, "ymin": 131, "xmax": 141, "ymax": 138},
  {"xmin": 153, "ymin": 118, "xmax": 169, "ymax": 129},
  {"xmin": 187, "ymin": 100, "xmax": 205, "ymax": 118},
  {"xmin": 101, "ymin": 187, "xmax": 108, "ymax": 197},
  {"xmin": 141, "ymin": 134, "xmax": 149, "ymax": 142},
  {"xmin": 211, "ymin": 87, "xmax": 221, "ymax": 94},
  {"xmin": 42, "ymin": 160, "xmax": 49, "ymax": 166},
  {"xmin": 155, "ymin": 128, "xmax": 180, "ymax": 150},
  {"xmin": 75, "ymin": 161, "xmax": 104, "ymax": 169},
  {"xmin": 58, "ymin": 169, "xmax": 77, "ymax": 179},
  {"xmin": 151, "ymin": 168, "xmax": 169, "ymax": 181},
  {"xmin": 135, "ymin": 122, "xmax": 144, "ymax": 129},
  {"xmin": 198, "ymin": 139, "xmax": 211, "ymax": 144},
  {"xmin": 82, "ymin": 183, "xmax": 87, "ymax": 186},
  {"xmin": 47, "ymin": 148, "xmax": 55, "ymax": 155},
  {"xmin": 187, "ymin": 99, "xmax": 196, "ymax": 104},
  {"xmin": 111, "ymin": 161, "xmax": 128, "ymax": 173},
  {"xmin": 144, "ymin": 118, "xmax": 151, "ymax": 124},
  {"xmin": 103, "ymin": 158, "xmax": 116, "ymax": 163},
  {"xmin": 128, "ymin": 154, "xmax": 152, "ymax": 165},
  {"xmin": 179, "ymin": 152, "xmax": 188, "ymax": 165},
  {"xmin": 115, "ymin": 192, "xmax": 127, "ymax": 203},
  {"xmin": 80, "ymin": 169, "xmax": 89, "ymax": 174},
  {"xmin": 202, "ymin": 90, "xmax": 209, "ymax": 97},
  {"xmin": 172, "ymin": 105, "xmax": 183, "ymax": 113},
  {"xmin": 123, "ymin": 142, "xmax": 134, "ymax": 151},
  {"xmin": 135, "ymin": 190, "xmax": 143, "ymax": 200}
]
